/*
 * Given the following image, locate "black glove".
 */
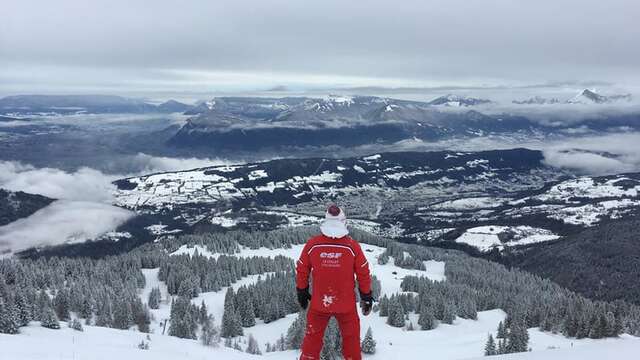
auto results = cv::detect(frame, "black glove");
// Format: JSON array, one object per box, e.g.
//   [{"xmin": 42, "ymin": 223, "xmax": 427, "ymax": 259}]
[
  {"xmin": 297, "ymin": 287, "xmax": 311, "ymax": 310},
  {"xmin": 360, "ymin": 292, "xmax": 373, "ymax": 316}
]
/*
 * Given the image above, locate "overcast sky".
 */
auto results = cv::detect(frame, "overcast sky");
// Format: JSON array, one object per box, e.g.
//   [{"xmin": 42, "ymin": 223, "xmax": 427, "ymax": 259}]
[{"xmin": 1, "ymin": 0, "xmax": 639, "ymax": 98}]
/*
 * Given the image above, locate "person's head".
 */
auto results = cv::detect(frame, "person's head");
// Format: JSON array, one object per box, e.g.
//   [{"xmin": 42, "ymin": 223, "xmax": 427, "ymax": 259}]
[{"xmin": 320, "ymin": 204, "xmax": 348, "ymax": 238}]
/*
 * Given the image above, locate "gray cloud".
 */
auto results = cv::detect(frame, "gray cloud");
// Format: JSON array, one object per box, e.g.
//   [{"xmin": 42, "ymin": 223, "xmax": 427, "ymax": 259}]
[
  {"xmin": 0, "ymin": 200, "xmax": 133, "ymax": 254},
  {"xmin": 1, "ymin": 0, "xmax": 639, "ymax": 96},
  {"xmin": 541, "ymin": 133, "xmax": 640, "ymax": 175},
  {"xmin": 0, "ymin": 162, "xmax": 117, "ymax": 201},
  {"xmin": 122, "ymin": 153, "xmax": 236, "ymax": 175}
]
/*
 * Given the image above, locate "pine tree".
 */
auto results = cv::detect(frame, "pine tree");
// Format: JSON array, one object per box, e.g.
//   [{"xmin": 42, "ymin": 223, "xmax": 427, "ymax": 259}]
[
  {"xmin": 36, "ymin": 289, "xmax": 51, "ymax": 321},
  {"xmin": 112, "ymin": 298, "xmax": 132, "ymax": 330},
  {"xmin": 233, "ymin": 340, "xmax": 242, "ymax": 351},
  {"xmin": 236, "ymin": 287, "xmax": 256, "ymax": 327},
  {"xmin": 53, "ymin": 289, "xmax": 70, "ymax": 321},
  {"xmin": 379, "ymin": 295, "xmax": 389, "ymax": 317},
  {"xmin": 69, "ymin": 318, "xmax": 84, "ymax": 331},
  {"xmin": 497, "ymin": 338, "xmax": 506, "ymax": 355},
  {"xmin": 361, "ymin": 327, "xmax": 376, "ymax": 354},
  {"xmin": 169, "ymin": 296, "xmax": 197, "ymax": 339},
  {"xmin": 95, "ymin": 299, "xmax": 113, "ymax": 328},
  {"xmin": 285, "ymin": 310, "xmax": 306, "ymax": 350},
  {"xmin": 14, "ymin": 291, "xmax": 33, "ymax": 327},
  {"xmin": 224, "ymin": 337, "xmax": 233, "ymax": 348},
  {"xmin": 246, "ymin": 334, "xmax": 262, "ymax": 355},
  {"xmin": 148, "ymin": 287, "xmax": 161, "ymax": 309},
  {"xmin": 0, "ymin": 297, "xmax": 20, "ymax": 334},
  {"xmin": 201, "ymin": 315, "xmax": 220, "ymax": 346},
  {"xmin": 418, "ymin": 305, "xmax": 436, "ymax": 330},
  {"xmin": 497, "ymin": 321, "xmax": 507, "ymax": 338},
  {"xmin": 41, "ymin": 305, "xmax": 60, "ymax": 329},
  {"xmin": 198, "ymin": 300, "xmax": 208, "ymax": 325},
  {"xmin": 441, "ymin": 302, "xmax": 457, "ymax": 325},
  {"xmin": 321, "ymin": 318, "xmax": 341, "ymax": 360},
  {"xmin": 276, "ymin": 333, "xmax": 286, "ymax": 351},
  {"xmin": 221, "ymin": 288, "xmax": 243, "ymax": 338},
  {"xmin": 386, "ymin": 297, "xmax": 405, "ymax": 328},
  {"xmin": 132, "ymin": 301, "xmax": 151, "ymax": 333},
  {"xmin": 506, "ymin": 321, "xmax": 529, "ymax": 353},
  {"xmin": 484, "ymin": 334, "xmax": 497, "ymax": 356}
]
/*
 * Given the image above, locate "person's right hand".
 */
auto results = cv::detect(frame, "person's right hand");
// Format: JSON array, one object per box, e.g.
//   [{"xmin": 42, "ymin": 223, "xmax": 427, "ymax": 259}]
[
  {"xmin": 297, "ymin": 287, "xmax": 311, "ymax": 310},
  {"xmin": 360, "ymin": 292, "xmax": 373, "ymax": 316}
]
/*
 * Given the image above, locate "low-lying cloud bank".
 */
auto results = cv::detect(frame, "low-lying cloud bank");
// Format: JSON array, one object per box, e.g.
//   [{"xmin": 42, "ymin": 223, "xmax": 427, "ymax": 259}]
[
  {"xmin": 351, "ymin": 131, "xmax": 640, "ymax": 176},
  {"xmin": 541, "ymin": 133, "xmax": 640, "ymax": 175},
  {"xmin": 0, "ymin": 162, "xmax": 118, "ymax": 201},
  {"xmin": 0, "ymin": 154, "xmax": 233, "ymax": 254},
  {"xmin": 0, "ymin": 200, "xmax": 133, "ymax": 254},
  {"xmin": 121, "ymin": 153, "xmax": 235, "ymax": 175}
]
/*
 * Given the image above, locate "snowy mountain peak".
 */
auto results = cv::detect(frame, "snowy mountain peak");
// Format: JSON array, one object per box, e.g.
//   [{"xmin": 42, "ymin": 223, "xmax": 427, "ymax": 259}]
[
  {"xmin": 567, "ymin": 89, "xmax": 632, "ymax": 104},
  {"xmin": 428, "ymin": 94, "xmax": 491, "ymax": 107},
  {"xmin": 303, "ymin": 95, "xmax": 356, "ymax": 112},
  {"xmin": 567, "ymin": 89, "xmax": 607, "ymax": 104}
]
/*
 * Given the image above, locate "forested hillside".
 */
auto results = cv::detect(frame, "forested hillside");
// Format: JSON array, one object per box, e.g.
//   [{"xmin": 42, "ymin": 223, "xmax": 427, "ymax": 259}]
[
  {"xmin": 2, "ymin": 227, "xmax": 640, "ymax": 360},
  {"xmin": 505, "ymin": 217, "xmax": 640, "ymax": 304}
]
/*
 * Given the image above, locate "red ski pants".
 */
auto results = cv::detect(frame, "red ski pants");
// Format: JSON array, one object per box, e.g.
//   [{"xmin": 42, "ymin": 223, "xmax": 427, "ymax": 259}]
[{"xmin": 300, "ymin": 308, "xmax": 361, "ymax": 360}]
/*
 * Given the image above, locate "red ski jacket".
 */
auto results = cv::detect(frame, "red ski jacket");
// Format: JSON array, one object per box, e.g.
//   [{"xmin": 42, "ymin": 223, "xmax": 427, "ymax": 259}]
[{"xmin": 296, "ymin": 234, "xmax": 372, "ymax": 314}]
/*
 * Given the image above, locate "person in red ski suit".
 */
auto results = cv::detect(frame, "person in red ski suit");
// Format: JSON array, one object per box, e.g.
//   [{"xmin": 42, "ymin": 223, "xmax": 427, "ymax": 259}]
[{"xmin": 296, "ymin": 205, "xmax": 373, "ymax": 360}]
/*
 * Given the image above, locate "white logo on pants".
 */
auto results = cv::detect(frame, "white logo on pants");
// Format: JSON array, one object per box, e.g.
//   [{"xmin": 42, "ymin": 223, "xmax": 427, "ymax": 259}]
[{"xmin": 322, "ymin": 295, "xmax": 334, "ymax": 307}]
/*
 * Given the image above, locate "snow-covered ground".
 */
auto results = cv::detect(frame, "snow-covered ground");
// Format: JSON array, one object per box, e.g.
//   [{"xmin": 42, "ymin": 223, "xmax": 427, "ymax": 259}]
[
  {"xmin": 161, "ymin": 242, "xmax": 446, "ymax": 349},
  {"xmin": 0, "ymin": 322, "xmax": 256, "ymax": 360},
  {"xmin": 3, "ymin": 314, "xmax": 639, "ymax": 360},
  {"xmin": 430, "ymin": 197, "xmax": 508, "ymax": 210},
  {"xmin": 455, "ymin": 226, "xmax": 559, "ymax": 252},
  {"xmin": 4, "ymin": 241, "xmax": 639, "ymax": 359}
]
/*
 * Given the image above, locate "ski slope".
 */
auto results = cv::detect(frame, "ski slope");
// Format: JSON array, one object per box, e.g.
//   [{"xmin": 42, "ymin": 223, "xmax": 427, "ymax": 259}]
[
  {"xmin": 163, "ymin": 242, "xmax": 445, "ymax": 347},
  {"xmin": 2, "ymin": 317, "xmax": 639, "ymax": 360},
  {"xmin": 3, "ymin": 242, "xmax": 640, "ymax": 359}
]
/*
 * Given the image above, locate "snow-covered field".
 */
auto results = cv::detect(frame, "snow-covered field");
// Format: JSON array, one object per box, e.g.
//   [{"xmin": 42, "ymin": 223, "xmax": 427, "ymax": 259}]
[
  {"xmin": 455, "ymin": 226, "xmax": 559, "ymax": 252},
  {"xmin": 3, "ymin": 313, "xmax": 639, "ymax": 360},
  {"xmin": 3, "ymin": 241, "xmax": 640, "ymax": 359}
]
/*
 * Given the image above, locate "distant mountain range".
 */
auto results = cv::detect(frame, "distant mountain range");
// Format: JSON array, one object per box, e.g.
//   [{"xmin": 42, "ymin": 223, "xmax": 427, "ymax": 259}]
[
  {"xmin": 166, "ymin": 94, "xmax": 640, "ymax": 153},
  {"xmin": 514, "ymin": 89, "xmax": 632, "ymax": 105},
  {"xmin": 0, "ymin": 95, "xmax": 192, "ymax": 116},
  {"xmin": 427, "ymin": 94, "xmax": 491, "ymax": 107},
  {"xmin": 0, "ymin": 89, "xmax": 632, "ymax": 118}
]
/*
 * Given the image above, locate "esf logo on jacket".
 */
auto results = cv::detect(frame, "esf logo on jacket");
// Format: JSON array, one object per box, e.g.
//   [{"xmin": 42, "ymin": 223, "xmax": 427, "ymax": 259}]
[{"xmin": 320, "ymin": 252, "xmax": 343, "ymax": 259}]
